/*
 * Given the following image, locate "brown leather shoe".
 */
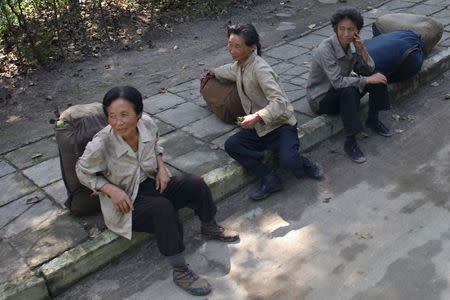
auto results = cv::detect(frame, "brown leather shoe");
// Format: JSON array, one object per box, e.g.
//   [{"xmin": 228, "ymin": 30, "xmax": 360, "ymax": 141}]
[
  {"xmin": 201, "ymin": 220, "xmax": 239, "ymax": 242},
  {"xmin": 173, "ymin": 264, "xmax": 211, "ymax": 296}
]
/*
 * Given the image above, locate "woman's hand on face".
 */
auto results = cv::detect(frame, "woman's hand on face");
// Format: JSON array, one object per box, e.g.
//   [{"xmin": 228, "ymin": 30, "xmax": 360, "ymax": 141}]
[
  {"xmin": 366, "ymin": 73, "xmax": 387, "ymax": 85},
  {"xmin": 106, "ymin": 185, "xmax": 134, "ymax": 214},
  {"xmin": 353, "ymin": 32, "xmax": 366, "ymax": 52},
  {"xmin": 240, "ymin": 113, "xmax": 262, "ymax": 129},
  {"xmin": 156, "ymin": 166, "xmax": 170, "ymax": 194}
]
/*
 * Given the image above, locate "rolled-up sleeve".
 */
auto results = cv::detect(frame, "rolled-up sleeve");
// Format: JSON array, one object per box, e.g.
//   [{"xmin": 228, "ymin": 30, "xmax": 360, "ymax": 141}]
[
  {"xmin": 155, "ymin": 133, "xmax": 164, "ymax": 155},
  {"xmin": 317, "ymin": 46, "xmax": 367, "ymax": 92},
  {"xmin": 214, "ymin": 63, "xmax": 237, "ymax": 82},
  {"xmin": 76, "ymin": 139, "xmax": 109, "ymax": 194},
  {"xmin": 254, "ymin": 65, "xmax": 291, "ymax": 124}
]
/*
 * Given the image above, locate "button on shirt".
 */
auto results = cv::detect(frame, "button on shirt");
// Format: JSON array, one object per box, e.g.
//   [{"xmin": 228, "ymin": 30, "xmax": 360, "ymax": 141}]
[
  {"xmin": 306, "ymin": 34, "xmax": 375, "ymax": 113},
  {"xmin": 76, "ymin": 113, "xmax": 165, "ymax": 239},
  {"xmin": 215, "ymin": 53, "xmax": 297, "ymax": 137}
]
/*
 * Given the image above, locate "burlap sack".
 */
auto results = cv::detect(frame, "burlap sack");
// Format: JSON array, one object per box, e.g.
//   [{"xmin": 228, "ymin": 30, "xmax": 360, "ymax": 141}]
[
  {"xmin": 55, "ymin": 102, "xmax": 107, "ymax": 216},
  {"xmin": 200, "ymin": 73, "xmax": 245, "ymax": 124},
  {"xmin": 375, "ymin": 13, "xmax": 443, "ymax": 54}
]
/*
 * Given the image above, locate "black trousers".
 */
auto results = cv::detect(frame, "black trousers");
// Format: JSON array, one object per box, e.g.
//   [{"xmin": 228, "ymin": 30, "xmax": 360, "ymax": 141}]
[
  {"xmin": 132, "ymin": 174, "xmax": 217, "ymax": 256},
  {"xmin": 318, "ymin": 83, "xmax": 391, "ymax": 136},
  {"xmin": 224, "ymin": 124, "xmax": 308, "ymax": 178}
]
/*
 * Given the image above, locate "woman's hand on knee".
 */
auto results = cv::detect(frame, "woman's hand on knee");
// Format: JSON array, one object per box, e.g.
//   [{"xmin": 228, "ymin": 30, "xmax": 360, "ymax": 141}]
[
  {"xmin": 366, "ymin": 73, "xmax": 387, "ymax": 85},
  {"xmin": 156, "ymin": 166, "xmax": 170, "ymax": 193},
  {"xmin": 101, "ymin": 183, "xmax": 133, "ymax": 213}
]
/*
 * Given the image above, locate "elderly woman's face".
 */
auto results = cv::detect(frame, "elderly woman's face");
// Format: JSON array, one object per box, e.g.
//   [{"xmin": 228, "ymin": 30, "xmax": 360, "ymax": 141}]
[
  {"xmin": 227, "ymin": 34, "xmax": 255, "ymax": 63},
  {"xmin": 107, "ymin": 98, "xmax": 141, "ymax": 140}
]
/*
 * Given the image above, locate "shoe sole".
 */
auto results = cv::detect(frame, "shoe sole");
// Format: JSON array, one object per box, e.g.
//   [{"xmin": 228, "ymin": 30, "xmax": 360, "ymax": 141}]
[
  {"xmin": 175, "ymin": 283, "xmax": 211, "ymax": 296},
  {"xmin": 201, "ymin": 234, "xmax": 240, "ymax": 242},
  {"xmin": 351, "ymin": 157, "xmax": 367, "ymax": 164},
  {"xmin": 250, "ymin": 187, "xmax": 282, "ymax": 201}
]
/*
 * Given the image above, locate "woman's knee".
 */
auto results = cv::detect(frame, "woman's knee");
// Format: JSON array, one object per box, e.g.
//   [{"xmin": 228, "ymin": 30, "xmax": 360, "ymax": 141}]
[
  {"xmin": 224, "ymin": 135, "xmax": 239, "ymax": 154},
  {"xmin": 149, "ymin": 197, "xmax": 176, "ymax": 216},
  {"xmin": 278, "ymin": 152, "xmax": 296, "ymax": 169}
]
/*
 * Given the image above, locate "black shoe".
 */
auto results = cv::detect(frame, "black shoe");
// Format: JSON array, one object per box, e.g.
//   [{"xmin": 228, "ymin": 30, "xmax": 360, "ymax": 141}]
[
  {"xmin": 250, "ymin": 170, "xmax": 282, "ymax": 201},
  {"xmin": 344, "ymin": 140, "xmax": 366, "ymax": 163},
  {"xmin": 302, "ymin": 158, "xmax": 324, "ymax": 179},
  {"xmin": 366, "ymin": 119, "xmax": 393, "ymax": 137}
]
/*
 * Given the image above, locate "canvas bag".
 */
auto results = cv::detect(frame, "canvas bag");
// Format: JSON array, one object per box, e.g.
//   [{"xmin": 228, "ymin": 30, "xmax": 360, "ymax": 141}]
[
  {"xmin": 200, "ymin": 73, "xmax": 245, "ymax": 124},
  {"xmin": 364, "ymin": 29, "xmax": 425, "ymax": 83},
  {"xmin": 54, "ymin": 102, "xmax": 107, "ymax": 216},
  {"xmin": 373, "ymin": 13, "xmax": 443, "ymax": 54}
]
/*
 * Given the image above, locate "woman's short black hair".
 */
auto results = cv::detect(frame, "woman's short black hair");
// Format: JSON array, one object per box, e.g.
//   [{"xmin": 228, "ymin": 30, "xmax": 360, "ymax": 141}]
[
  {"xmin": 331, "ymin": 7, "xmax": 364, "ymax": 31},
  {"xmin": 227, "ymin": 23, "xmax": 262, "ymax": 56},
  {"xmin": 102, "ymin": 86, "xmax": 143, "ymax": 116}
]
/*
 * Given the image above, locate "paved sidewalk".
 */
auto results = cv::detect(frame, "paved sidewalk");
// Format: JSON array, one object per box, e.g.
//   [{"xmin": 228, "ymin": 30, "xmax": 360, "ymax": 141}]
[{"xmin": 1, "ymin": 0, "xmax": 450, "ymax": 298}]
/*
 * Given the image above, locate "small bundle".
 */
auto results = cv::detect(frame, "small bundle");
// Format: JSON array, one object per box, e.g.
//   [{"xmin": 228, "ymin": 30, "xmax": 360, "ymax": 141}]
[{"xmin": 200, "ymin": 72, "xmax": 245, "ymax": 124}]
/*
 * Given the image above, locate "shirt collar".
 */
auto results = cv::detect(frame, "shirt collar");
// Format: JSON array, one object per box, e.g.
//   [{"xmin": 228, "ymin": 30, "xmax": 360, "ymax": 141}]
[
  {"xmin": 331, "ymin": 34, "xmax": 356, "ymax": 59},
  {"xmin": 239, "ymin": 52, "xmax": 257, "ymax": 69},
  {"xmin": 111, "ymin": 116, "xmax": 152, "ymax": 157}
]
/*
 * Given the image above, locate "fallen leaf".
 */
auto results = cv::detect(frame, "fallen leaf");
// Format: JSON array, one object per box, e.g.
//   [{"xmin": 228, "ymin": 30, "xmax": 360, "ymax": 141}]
[
  {"xmin": 29, "ymin": 81, "xmax": 36, "ymax": 86},
  {"xmin": 125, "ymin": 72, "xmax": 133, "ymax": 76},
  {"xmin": 31, "ymin": 153, "xmax": 42, "ymax": 159},
  {"xmin": 303, "ymin": 61, "xmax": 311, "ymax": 64},
  {"xmin": 181, "ymin": 65, "xmax": 188, "ymax": 69},
  {"xmin": 307, "ymin": 24, "xmax": 316, "ymax": 29},
  {"xmin": 45, "ymin": 95, "xmax": 53, "ymax": 101},
  {"xmin": 431, "ymin": 81, "xmax": 439, "ymax": 87},
  {"xmin": 210, "ymin": 144, "xmax": 220, "ymax": 150},
  {"xmin": 173, "ymin": 45, "xmax": 178, "ymax": 50},
  {"xmin": 137, "ymin": 47, "xmax": 144, "ymax": 51},
  {"xmin": 444, "ymin": 93, "xmax": 450, "ymax": 100},
  {"xmin": 104, "ymin": 64, "xmax": 111, "ymax": 70},
  {"xmin": 159, "ymin": 87, "xmax": 168, "ymax": 93},
  {"xmin": 407, "ymin": 115, "xmax": 416, "ymax": 120},
  {"xmin": 197, "ymin": 62, "xmax": 205, "ymax": 66},
  {"xmin": 355, "ymin": 232, "xmax": 373, "ymax": 239},
  {"xmin": 322, "ymin": 197, "xmax": 331, "ymax": 203},
  {"xmin": 136, "ymin": 29, "xmax": 143, "ymax": 35},
  {"xmin": 395, "ymin": 129, "xmax": 404, "ymax": 134},
  {"xmin": 391, "ymin": 114, "xmax": 400, "ymax": 121},
  {"xmin": 26, "ymin": 196, "xmax": 43, "ymax": 204}
]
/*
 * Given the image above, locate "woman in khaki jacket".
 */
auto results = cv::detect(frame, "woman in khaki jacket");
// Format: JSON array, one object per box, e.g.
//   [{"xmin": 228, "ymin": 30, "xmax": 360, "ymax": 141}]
[
  {"xmin": 211, "ymin": 24, "xmax": 323, "ymax": 201},
  {"xmin": 76, "ymin": 86, "xmax": 238, "ymax": 296}
]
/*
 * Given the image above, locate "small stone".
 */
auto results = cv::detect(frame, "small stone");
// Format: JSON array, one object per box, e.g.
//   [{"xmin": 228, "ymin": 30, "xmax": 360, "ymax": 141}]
[
  {"xmin": 26, "ymin": 196, "xmax": 43, "ymax": 204},
  {"xmin": 31, "ymin": 153, "xmax": 42, "ymax": 159},
  {"xmin": 395, "ymin": 129, "xmax": 404, "ymax": 134},
  {"xmin": 431, "ymin": 81, "xmax": 439, "ymax": 87},
  {"xmin": 197, "ymin": 62, "xmax": 205, "ymax": 66},
  {"xmin": 355, "ymin": 232, "xmax": 373, "ymax": 239},
  {"xmin": 137, "ymin": 46, "xmax": 144, "ymax": 51},
  {"xmin": 45, "ymin": 95, "xmax": 53, "ymax": 101},
  {"xmin": 307, "ymin": 24, "xmax": 316, "ymax": 29},
  {"xmin": 136, "ymin": 29, "xmax": 143, "ymax": 35},
  {"xmin": 391, "ymin": 114, "xmax": 400, "ymax": 121},
  {"xmin": 210, "ymin": 144, "xmax": 220, "ymax": 150},
  {"xmin": 444, "ymin": 93, "xmax": 450, "ymax": 100},
  {"xmin": 173, "ymin": 45, "xmax": 178, "ymax": 50},
  {"xmin": 159, "ymin": 87, "xmax": 168, "ymax": 93},
  {"xmin": 322, "ymin": 197, "xmax": 331, "ymax": 203},
  {"xmin": 407, "ymin": 115, "xmax": 416, "ymax": 120}
]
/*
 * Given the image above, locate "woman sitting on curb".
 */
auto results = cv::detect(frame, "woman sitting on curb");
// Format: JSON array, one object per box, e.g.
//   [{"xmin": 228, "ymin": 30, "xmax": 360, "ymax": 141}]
[
  {"xmin": 76, "ymin": 86, "xmax": 239, "ymax": 296},
  {"xmin": 307, "ymin": 7, "xmax": 393, "ymax": 163},
  {"xmin": 210, "ymin": 24, "xmax": 323, "ymax": 201}
]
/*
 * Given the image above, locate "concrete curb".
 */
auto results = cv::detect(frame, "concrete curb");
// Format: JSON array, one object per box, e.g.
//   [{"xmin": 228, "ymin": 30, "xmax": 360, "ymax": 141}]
[{"xmin": 3, "ymin": 45, "xmax": 449, "ymax": 299}]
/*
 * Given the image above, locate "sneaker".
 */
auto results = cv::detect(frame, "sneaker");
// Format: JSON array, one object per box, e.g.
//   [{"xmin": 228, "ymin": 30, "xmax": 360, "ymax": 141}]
[
  {"xmin": 250, "ymin": 170, "xmax": 282, "ymax": 201},
  {"xmin": 344, "ymin": 140, "xmax": 366, "ymax": 163},
  {"xmin": 173, "ymin": 264, "xmax": 211, "ymax": 296},
  {"xmin": 366, "ymin": 119, "xmax": 393, "ymax": 137},
  {"xmin": 201, "ymin": 220, "xmax": 239, "ymax": 242},
  {"xmin": 302, "ymin": 158, "xmax": 324, "ymax": 179}
]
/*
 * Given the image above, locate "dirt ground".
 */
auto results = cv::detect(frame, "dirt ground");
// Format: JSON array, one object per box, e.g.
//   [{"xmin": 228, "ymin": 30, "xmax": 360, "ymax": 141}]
[{"xmin": 0, "ymin": 0, "xmax": 386, "ymax": 150}]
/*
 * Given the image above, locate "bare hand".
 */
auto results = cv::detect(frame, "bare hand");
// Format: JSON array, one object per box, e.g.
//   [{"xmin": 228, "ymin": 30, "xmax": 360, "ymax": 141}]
[
  {"xmin": 209, "ymin": 69, "xmax": 215, "ymax": 76},
  {"xmin": 155, "ymin": 166, "xmax": 170, "ymax": 193},
  {"xmin": 104, "ymin": 184, "xmax": 133, "ymax": 214},
  {"xmin": 366, "ymin": 73, "xmax": 387, "ymax": 85},
  {"xmin": 240, "ymin": 113, "xmax": 262, "ymax": 129},
  {"xmin": 353, "ymin": 32, "xmax": 365, "ymax": 52}
]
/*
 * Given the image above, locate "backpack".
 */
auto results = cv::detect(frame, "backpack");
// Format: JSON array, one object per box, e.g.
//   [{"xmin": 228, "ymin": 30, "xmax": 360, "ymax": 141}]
[
  {"xmin": 364, "ymin": 29, "xmax": 425, "ymax": 83},
  {"xmin": 54, "ymin": 102, "xmax": 107, "ymax": 216},
  {"xmin": 200, "ymin": 72, "xmax": 245, "ymax": 124}
]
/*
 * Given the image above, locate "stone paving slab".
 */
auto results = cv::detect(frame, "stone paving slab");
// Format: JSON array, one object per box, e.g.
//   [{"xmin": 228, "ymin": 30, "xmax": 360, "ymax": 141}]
[
  {"xmin": 0, "ymin": 190, "xmax": 45, "ymax": 230},
  {"xmin": 0, "ymin": 240, "xmax": 31, "ymax": 283},
  {"xmin": 9, "ymin": 214, "xmax": 87, "ymax": 268},
  {"xmin": 168, "ymin": 79, "xmax": 199, "ymax": 93},
  {"xmin": 403, "ymin": 3, "xmax": 444, "ymax": 14},
  {"xmin": 173, "ymin": 89, "xmax": 208, "ymax": 108},
  {"xmin": 292, "ymin": 98, "xmax": 316, "ymax": 117},
  {"xmin": 183, "ymin": 114, "xmax": 236, "ymax": 141},
  {"xmin": 0, "ymin": 159, "xmax": 15, "ymax": 178},
  {"xmin": 43, "ymin": 180, "xmax": 68, "ymax": 208},
  {"xmin": 155, "ymin": 102, "xmax": 211, "ymax": 128},
  {"xmin": 22, "ymin": 157, "xmax": 62, "ymax": 187},
  {"xmin": 3, "ymin": 138, "xmax": 58, "ymax": 170},
  {"xmin": 271, "ymin": 61, "xmax": 297, "ymax": 74},
  {"xmin": 158, "ymin": 129, "xmax": 208, "ymax": 162},
  {"xmin": 289, "ymin": 34, "xmax": 327, "ymax": 50},
  {"xmin": 0, "ymin": 172, "xmax": 36, "ymax": 207},
  {"xmin": 211, "ymin": 127, "xmax": 241, "ymax": 150},
  {"xmin": 285, "ymin": 89, "xmax": 307, "ymax": 102},
  {"xmin": 265, "ymin": 44, "xmax": 308, "ymax": 60},
  {"xmin": 142, "ymin": 92, "xmax": 185, "ymax": 115},
  {"xmin": 0, "ymin": 197, "xmax": 62, "ymax": 239}
]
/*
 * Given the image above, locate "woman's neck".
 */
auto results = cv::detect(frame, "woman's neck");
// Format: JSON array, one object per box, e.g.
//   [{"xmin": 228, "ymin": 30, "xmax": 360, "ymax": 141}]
[{"xmin": 123, "ymin": 129, "xmax": 139, "ymax": 152}]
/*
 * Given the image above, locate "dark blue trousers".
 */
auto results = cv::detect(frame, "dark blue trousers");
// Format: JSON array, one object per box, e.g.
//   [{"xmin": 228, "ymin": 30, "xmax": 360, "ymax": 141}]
[{"xmin": 224, "ymin": 124, "xmax": 307, "ymax": 178}]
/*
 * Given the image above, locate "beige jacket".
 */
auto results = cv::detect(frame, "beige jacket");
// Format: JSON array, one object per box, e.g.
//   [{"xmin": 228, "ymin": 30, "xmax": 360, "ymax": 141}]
[
  {"xmin": 215, "ymin": 53, "xmax": 296, "ymax": 137},
  {"xmin": 76, "ymin": 113, "xmax": 164, "ymax": 239}
]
